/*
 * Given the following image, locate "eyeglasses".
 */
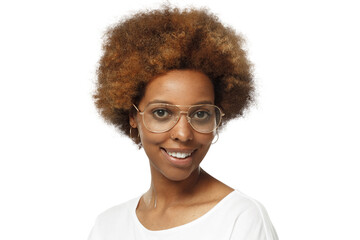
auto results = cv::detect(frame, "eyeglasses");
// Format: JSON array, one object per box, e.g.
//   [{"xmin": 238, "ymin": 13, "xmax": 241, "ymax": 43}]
[{"xmin": 133, "ymin": 103, "xmax": 225, "ymax": 133}]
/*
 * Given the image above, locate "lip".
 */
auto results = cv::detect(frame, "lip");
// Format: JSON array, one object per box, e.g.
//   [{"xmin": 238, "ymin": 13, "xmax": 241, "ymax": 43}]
[{"xmin": 160, "ymin": 148, "xmax": 196, "ymax": 168}]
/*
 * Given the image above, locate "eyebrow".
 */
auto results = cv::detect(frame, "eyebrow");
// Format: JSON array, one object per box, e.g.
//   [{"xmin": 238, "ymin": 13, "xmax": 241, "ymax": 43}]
[{"xmin": 147, "ymin": 99, "xmax": 214, "ymax": 106}]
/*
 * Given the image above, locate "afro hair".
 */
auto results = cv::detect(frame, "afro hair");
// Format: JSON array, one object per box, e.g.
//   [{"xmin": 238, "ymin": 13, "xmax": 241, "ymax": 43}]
[{"xmin": 94, "ymin": 6, "xmax": 254, "ymax": 145}]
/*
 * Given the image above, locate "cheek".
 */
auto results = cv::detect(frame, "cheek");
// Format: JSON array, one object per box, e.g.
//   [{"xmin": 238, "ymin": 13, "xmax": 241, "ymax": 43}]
[
  {"xmin": 198, "ymin": 134, "xmax": 215, "ymax": 156},
  {"xmin": 138, "ymin": 125, "xmax": 167, "ymax": 146},
  {"xmin": 197, "ymin": 132, "xmax": 215, "ymax": 146}
]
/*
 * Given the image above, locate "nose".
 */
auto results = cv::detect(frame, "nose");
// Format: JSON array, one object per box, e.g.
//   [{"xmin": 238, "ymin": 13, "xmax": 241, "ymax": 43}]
[{"xmin": 170, "ymin": 114, "xmax": 194, "ymax": 142}]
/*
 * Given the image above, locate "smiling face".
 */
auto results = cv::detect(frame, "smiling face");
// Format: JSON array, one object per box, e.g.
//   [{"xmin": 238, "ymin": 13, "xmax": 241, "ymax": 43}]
[{"xmin": 130, "ymin": 70, "xmax": 215, "ymax": 181}]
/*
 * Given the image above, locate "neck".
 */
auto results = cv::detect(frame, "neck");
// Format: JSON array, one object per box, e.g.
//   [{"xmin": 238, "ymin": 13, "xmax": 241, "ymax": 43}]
[{"xmin": 143, "ymin": 166, "xmax": 207, "ymax": 209}]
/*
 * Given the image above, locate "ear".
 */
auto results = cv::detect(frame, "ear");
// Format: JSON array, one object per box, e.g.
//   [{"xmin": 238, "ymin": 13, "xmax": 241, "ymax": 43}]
[{"xmin": 129, "ymin": 113, "xmax": 137, "ymax": 128}]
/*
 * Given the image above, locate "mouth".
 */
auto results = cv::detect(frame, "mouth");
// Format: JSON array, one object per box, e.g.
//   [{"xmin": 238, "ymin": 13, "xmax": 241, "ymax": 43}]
[
  {"xmin": 160, "ymin": 147, "xmax": 197, "ymax": 167},
  {"xmin": 161, "ymin": 148, "xmax": 196, "ymax": 158},
  {"xmin": 166, "ymin": 151, "xmax": 193, "ymax": 159}
]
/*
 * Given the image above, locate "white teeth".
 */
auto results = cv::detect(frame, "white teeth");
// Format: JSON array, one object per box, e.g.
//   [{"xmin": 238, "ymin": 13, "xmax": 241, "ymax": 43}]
[{"xmin": 167, "ymin": 151, "xmax": 192, "ymax": 159}]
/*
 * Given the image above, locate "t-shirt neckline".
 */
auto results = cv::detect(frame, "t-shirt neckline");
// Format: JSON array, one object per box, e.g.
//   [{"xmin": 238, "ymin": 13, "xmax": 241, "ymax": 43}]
[{"xmin": 132, "ymin": 190, "xmax": 237, "ymax": 234}]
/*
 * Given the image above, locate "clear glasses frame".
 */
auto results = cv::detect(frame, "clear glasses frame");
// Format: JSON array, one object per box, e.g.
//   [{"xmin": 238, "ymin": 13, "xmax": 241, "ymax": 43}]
[{"xmin": 132, "ymin": 103, "xmax": 225, "ymax": 133}]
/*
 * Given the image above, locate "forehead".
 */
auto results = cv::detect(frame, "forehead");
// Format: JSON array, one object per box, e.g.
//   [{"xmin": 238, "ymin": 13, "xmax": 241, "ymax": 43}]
[{"xmin": 139, "ymin": 70, "xmax": 214, "ymax": 107}]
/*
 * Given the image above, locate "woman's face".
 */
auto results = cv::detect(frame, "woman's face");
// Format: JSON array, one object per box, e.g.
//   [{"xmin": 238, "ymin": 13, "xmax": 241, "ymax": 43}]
[{"xmin": 131, "ymin": 70, "xmax": 215, "ymax": 181}]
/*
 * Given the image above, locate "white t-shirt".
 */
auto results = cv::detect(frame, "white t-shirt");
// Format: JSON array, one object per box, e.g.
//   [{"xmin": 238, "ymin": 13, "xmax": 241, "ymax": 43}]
[{"xmin": 88, "ymin": 190, "xmax": 278, "ymax": 240}]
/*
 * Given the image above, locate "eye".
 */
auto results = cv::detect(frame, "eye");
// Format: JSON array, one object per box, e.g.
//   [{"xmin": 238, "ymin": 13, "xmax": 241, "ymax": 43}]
[
  {"xmin": 193, "ymin": 110, "xmax": 210, "ymax": 120},
  {"xmin": 152, "ymin": 109, "xmax": 171, "ymax": 119}
]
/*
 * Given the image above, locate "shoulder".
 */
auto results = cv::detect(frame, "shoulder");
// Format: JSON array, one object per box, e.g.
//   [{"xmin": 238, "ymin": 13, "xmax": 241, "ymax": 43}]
[
  {"xmin": 229, "ymin": 190, "xmax": 270, "ymax": 216},
  {"xmin": 88, "ymin": 196, "xmax": 139, "ymax": 240},
  {"xmin": 95, "ymin": 196, "xmax": 139, "ymax": 225},
  {"xmin": 227, "ymin": 190, "xmax": 279, "ymax": 240}
]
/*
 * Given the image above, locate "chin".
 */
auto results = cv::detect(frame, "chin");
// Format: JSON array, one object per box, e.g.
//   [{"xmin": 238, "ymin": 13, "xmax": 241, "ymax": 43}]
[{"xmin": 160, "ymin": 166, "xmax": 199, "ymax": 182}]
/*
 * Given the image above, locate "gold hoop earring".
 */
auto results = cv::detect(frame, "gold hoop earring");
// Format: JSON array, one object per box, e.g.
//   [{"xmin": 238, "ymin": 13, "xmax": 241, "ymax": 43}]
[
  {"xmin": 130, "ymin": 127, "xmax": 139, "ymax": 138},
  {"xmin": 211, "ymin": 131, "xmax": 219, "ymax": 144}
]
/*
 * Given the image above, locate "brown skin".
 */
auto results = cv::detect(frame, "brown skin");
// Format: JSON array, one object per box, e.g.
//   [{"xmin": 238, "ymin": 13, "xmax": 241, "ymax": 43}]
[{"xmin": 130, "ymin": 70, "xmax": 233, "ymax": 230}]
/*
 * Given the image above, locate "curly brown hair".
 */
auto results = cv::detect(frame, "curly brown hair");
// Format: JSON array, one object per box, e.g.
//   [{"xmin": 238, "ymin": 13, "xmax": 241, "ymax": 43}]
[{"xmin": 94, "ymin": 6, "xmax": 254, "ymax": 145}]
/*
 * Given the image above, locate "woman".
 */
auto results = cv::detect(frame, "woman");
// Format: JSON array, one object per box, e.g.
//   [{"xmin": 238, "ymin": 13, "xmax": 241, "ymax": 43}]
[{"xmin": 89, "ymin": 6, "xmax": 278, "ymax": 240}]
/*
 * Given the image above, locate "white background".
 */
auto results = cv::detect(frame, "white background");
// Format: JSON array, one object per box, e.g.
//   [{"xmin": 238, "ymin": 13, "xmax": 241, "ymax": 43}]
[{"xmin": 0, "ymin": 0, "xmax": 359, "ymax": 239}]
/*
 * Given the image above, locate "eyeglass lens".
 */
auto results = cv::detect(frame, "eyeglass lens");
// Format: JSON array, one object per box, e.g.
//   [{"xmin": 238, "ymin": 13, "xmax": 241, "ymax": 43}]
[{"xmin": 142, "ymin": 103, "xmax": 221, "ymax": 133}]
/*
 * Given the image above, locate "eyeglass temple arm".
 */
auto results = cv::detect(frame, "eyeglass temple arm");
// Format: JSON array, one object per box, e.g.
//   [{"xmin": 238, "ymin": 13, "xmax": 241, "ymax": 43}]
[{"xmin": 132, "ymin": 104, "xmax": 140, "ymax": 112}]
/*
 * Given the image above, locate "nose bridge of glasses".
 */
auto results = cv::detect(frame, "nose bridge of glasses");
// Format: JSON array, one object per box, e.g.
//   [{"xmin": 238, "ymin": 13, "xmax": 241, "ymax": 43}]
[
  {"xmin": 174, "ymin": 109, "xmax": 188, "ymax": 121},
  {"xmin": 169, "ymin": 109, "xmax": 192, "ymax": 130},
  {"xmin": 177, "ymin": 110, "xmax": 192, "ymax": 123},
  {"xmin": 170, "ymin": 111, "xmax": 194, "ymax": 141}
]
